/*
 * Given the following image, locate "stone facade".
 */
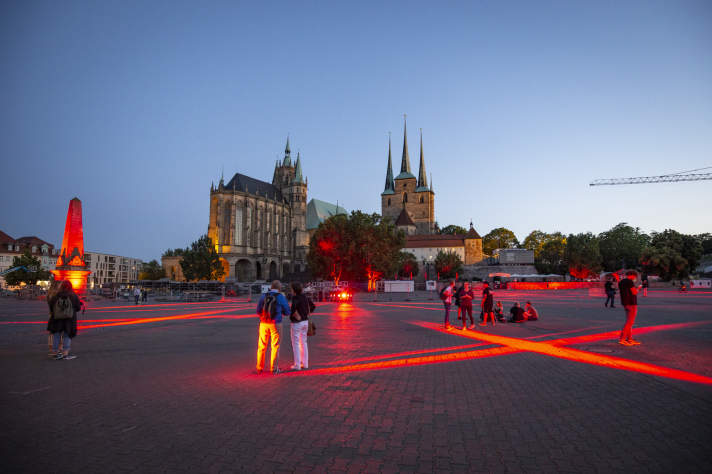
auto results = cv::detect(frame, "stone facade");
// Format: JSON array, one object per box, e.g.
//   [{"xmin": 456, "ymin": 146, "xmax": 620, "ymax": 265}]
[
  {"xmin": 382, "ymin": 118, "xmax": 435, "ymax": 235},
  {"xmin": 405, "ymin": 224, "xmax": 484, "ymax": 268},
  {"xmin": 207, "ymin": 139, "xmax": 309, "ymax": 282}
]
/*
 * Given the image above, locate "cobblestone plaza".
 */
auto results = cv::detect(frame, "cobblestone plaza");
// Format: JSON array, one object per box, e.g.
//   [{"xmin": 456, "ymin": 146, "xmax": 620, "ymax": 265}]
[{"xmin": 2, "ymin": 289, "xmax": 711, "ymax": 473}]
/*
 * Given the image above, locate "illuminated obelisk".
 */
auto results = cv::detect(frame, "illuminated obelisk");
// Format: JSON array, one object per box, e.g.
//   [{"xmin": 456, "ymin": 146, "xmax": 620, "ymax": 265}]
[{"xmin": 51, "ymin": 197, "xmax": 91, "ymax": 294}]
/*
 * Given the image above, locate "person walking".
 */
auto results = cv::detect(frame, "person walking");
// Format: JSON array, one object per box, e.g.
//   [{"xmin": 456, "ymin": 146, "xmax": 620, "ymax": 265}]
[
  {"xmin": 440, "ymin": 280, "xmax": 456, "ymax": 329},
  {"xmin": 480, "ymin": 281, "xmax": 495, "ymax": 326},
  {"xmin": 47, "ymin": 280, "xmax": 82, "ymax": 360},
  {"xmin": 133, "ymin": 287, "xmax": 141, "ymax": 305},
  {"xmin": 289, "ymin": 282, "xmax": 315, "ymax": 371},
  {"xmin": 255, "ymin": 280, "xmax": 291, "ymax": 374},
  {"xmin": 604, "ymin": 278, "xmax": 616, "ymax": 308},
  {"xmin": 459, "ymin": 282, "xmax": 475, "ymax": 329},
  {"xmin": 618, "ymin": 270, "xmax": 642, "ymax": 346}
]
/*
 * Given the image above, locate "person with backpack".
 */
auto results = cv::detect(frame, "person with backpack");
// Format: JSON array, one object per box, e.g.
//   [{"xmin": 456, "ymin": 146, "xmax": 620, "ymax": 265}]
[
  {"xmin": 255, "ymin": 280, "xmax": 291, "ymax": 375},
  {"xmin": 454, "ymin": 283, "xmax": 464, "ymax": 321},
  {"xmin": 289, "ymin": 282, "xmax": 315, "ymax": 371},
  {"xmin": 47, "ymin": 280, "xmax": 82, "ymax": 360},
  {"xmin": 439, "ymin": 280, "xmax": 456, "ymax": 329}
]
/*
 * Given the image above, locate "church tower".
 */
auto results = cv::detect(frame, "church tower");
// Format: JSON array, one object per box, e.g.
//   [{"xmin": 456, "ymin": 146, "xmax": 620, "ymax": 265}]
[
  {"xmin": 380, "ymin": 116, "xmax": 435, "ymax": 234},
  {"xmin": 288, "ymin": 152, "xmax": 308, "ymax": 265}
]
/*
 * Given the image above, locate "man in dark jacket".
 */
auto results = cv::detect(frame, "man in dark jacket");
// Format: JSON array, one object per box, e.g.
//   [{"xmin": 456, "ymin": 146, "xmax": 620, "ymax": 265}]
[
  {"xmin": 47, "ymin": 280, "xmax": 82, "ymax": 360},
  {"xmin": 604, "ymin": 278, "xmax": 616, "ymax": 308},
  {"xmin": 619, "ymin": 270, "xmax": 642, "ymax": 346}
]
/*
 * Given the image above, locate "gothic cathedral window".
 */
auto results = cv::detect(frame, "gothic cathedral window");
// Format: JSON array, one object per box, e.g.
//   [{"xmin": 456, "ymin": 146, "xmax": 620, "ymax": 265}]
[
  {"xmin": 235, "ymin": 207, "xmax": 243, "ymax": 246},
  {"xmin": 404, "ymin": 193, "xmax": 408, "ymax": 203},
  {"xmin": 388, "ymin": 198, "xmax": 391, "ymax": 206},
  {"xmin": 420, "ymin": 196, "xmax": 424, "ymax": 203}
]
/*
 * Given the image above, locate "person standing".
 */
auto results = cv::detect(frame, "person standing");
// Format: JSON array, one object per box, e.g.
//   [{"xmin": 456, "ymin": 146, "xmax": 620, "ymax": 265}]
[
  {"xmin": 440, "ymin": 280, "xmax": 456, "ymax": 329},
  {"xmin": 480, "ymin": 281, "xmax": 495, "ymax": 326},
  {"xmin": 289, "ymin": 282, "xmax": 315, "ymax": 371},
  {"xmin": 604, "ymin": 278, "xmax": 616, "ymax": 308},
  {"xmin": 618, "ymin": 270, "xmax": 642, "ymax": 346},
  {"xmin": 255, "ymin": 280, "xmax": 291, "ymax": 374},
  {"xmin": 47, "ymin": 280, "xmax": 82, "ymax": 360},
  {"xmin": 46, "ymin": 279, "xmax": 63, "ymax": 357},
  {"xmin": 133, "ymin": 287, "xmax": 141, "ymax": 305},
  {"xmin": 459, "ymin": 282, "xmax": 475, "ymax": 330},
  {"xmin": 642, "ymin": 276, "xmax": 649, "ymax": 297}
]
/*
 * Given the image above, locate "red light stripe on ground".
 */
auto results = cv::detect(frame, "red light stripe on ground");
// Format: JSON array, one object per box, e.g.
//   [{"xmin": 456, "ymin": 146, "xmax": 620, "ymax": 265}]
[
  {"xmin": 285, "ymin": 346, "xmax": 519, "ymax": 376},
  {"xmin": 413, "ymin": 321, "xmax": 712, "ymax": 385},
  {"xmin": 321, "ymin": 342, "xmax": 493, "ymax": 366},
  {"xmin": 549, "ymin": 320, "xmax": 712, "ymax": 346},
  {"xmin": 78, "ymin": 308, "xmax": 240, "ymax": 329}
]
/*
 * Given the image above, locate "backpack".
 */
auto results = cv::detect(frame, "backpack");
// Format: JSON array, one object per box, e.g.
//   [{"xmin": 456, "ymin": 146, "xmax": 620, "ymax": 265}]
[
  {"xmin": 439, "ymin": 286, "xmax": 449, "ymax": 301},
  {"xmin": 260, "ymin": 292, "xmax": 278, "ymax": 322},
  {"xmin": 53, "ymin": 296, "xmax": 74, "ymax": 320}
]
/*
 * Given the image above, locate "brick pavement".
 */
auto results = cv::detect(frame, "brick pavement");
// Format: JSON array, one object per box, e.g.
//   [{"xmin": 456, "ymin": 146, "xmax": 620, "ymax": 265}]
[{"xmin": 1, "ymin": 289, "xmax": 711, "ymax": 473}]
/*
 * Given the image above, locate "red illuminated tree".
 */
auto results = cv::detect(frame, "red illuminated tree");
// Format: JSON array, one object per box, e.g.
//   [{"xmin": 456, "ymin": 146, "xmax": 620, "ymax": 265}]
[
  {"xmin": 307, "ymin": 211, "xmax": 404, "ymax": 288},
  {"xmin": 396, "ymin": 251, "xmax": 419, "ymax": 279},
  {"xmin": 434, "ymin": 251, "xmax": 462, "ymax": 279},
  {"xmin": 566, "ymin": 232, "xmax": 602, "ymax": 279}
]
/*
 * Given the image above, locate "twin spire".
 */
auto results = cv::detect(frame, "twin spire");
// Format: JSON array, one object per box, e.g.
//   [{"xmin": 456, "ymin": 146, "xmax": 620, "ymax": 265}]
[{"xmin": 383, "ymin": 116, "xmax": 431, "ymax": 194}]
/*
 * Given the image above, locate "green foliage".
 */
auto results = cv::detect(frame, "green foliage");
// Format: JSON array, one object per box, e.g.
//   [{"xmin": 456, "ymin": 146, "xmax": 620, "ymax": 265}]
[
  {"xmin": 522, "ymin": 230, "xmax": 549, "ymax": 259},
  {"xmin": 139, "ymin": 259, "xmax": 165, "ymax": 280},
  {"xmin": 396, "ymin": 252, "xmax": 419, "ymax": 279},
  {"xmin": 162, "ymin": 248, "xmax": 185, "ymax": 257},
  {"xmin": 483, "ymin": 227, "xmax": 520, "ymax": 255},
  {"xmin": 695, "ymin": 233, "xmax": 712, "ymax": 255},
  {"xmin": 307, "ymin": 211, "xmax": 405, "ymax": 283},
  {"xmin": 598, "ymin": 223, "xmax": 649, "ymax": 271},
  {"xmin": 535, "ymin": 234, "xmax": 568, "ymax": 275},
  {"xmin": 641, "ymin": 229, "xmax": 703, "ymax": 280},
  {"xmin": 439, "ymin": 225, "xmax": 467, "ymax": 235},
  {"xmin": 4, "ymin": 250, "xmax": 51, "ymax": 286},
  {"xmin": 566, "ymin": 233, "xmax": 602, "ymax": 279},
  {"xmin": 434, "ymin": 251, "xmax": 463, "ymax": 279},
  {"xmin": 179, "ymin": 235, "xmax": 225, "ymax": 281}
]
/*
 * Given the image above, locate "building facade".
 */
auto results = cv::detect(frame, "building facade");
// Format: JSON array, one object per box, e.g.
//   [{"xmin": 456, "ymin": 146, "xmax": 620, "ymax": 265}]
[
  {"xmin": 404, "ymin": 224, "xmax": 484, "ymax": 267},
  {"xmin": 208, "ymin": 138, "xmax": 310, "ymax": 282},
  {"xmin": 381, "ymin": 117, "xmax": 435, "ymax": 235},
  {"xmin": 84, "ymin": 252, "xmax": 142, "ymax": 287},
  {"xmin": 0, "ymin": 231, "xmax": 59, "ymax": 286}
]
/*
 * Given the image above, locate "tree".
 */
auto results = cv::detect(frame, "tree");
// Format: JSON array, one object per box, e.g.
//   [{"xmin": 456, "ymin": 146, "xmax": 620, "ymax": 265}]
[
  {"xmin": 641, "ymin": 229, "xmax": 703, "ymax": 280},
  {"xmin": 522, "ymin": 230, "xmax": 549, "ymax": 259},
  {"xmin": 483, "ymin": 227, "xmax": 520, "ymax": 255},
  {"xmin": 179, "ymin": 235, "xmax": 225, "ymax": 281},
  {"xmin": 566, "ymin": 233, "xmax": 602, "ymax": 279},
  {"xmin": 4, "ymin": 250, "xmax": 51, "ymax": 286},
  {"xmin": 139, "ymin": 259, "xmax": 166, "ymax": 280},
  {"xmin": 535, "ymin": 234, "xmax": 567, "ymax": 275},
  {"xmin": 434, "ymin": 251, "xmax": 463, "ymax": 279},
  {"xmin": 396, "ymin": 252, "xmax": 419, "ymax": 279},
  {"xmin": 162, "ymin": 248, "xmax": 185, "ymax": 257},
  {"xmin": 307, "ymin": 211, "xmax": 404, "ymax": 289},
  {"xmin": 598, "ymin": 223, "xmax": 649, "ymax": 271},
  {"xmin": 695, "ymin": 233, "xmax": 712, "ymax": 255},
  {"xmin": 440, "ymin": 225, "xmax": 467, "ymax": 235}
]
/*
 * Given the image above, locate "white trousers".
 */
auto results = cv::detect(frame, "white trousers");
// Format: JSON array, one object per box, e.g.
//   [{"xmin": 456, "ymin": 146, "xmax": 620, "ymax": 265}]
[{"xmin": 290, "ymin": 320, "xmax": 309, "ymax": 369}]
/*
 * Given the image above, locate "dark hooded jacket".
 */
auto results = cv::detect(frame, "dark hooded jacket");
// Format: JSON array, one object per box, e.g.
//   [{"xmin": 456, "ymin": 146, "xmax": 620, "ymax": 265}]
[{"xmin": 47, "ymin": 289, "xmax": 81, "ymax": 338}]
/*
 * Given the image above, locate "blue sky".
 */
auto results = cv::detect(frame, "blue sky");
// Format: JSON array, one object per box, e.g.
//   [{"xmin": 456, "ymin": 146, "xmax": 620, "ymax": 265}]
[{"xmin": 1, "ymin": 0, "xmax": 710, "ymax": 261}]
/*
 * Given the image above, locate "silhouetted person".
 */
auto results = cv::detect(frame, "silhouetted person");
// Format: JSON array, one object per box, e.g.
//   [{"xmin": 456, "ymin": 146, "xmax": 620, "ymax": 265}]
[
  {"xmin": 618, "ymin": 270, "xmax": 642, "ymax": 346},
  {"xmin": 47, "ymin": 280, "xmax": 82, "ymax": 360}
]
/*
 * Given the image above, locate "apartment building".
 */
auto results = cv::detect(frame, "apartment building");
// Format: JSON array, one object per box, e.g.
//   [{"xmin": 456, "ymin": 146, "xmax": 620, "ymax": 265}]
[{"xmin": 85, "ymin": 252, "xmax": 142, "ymax": 287}]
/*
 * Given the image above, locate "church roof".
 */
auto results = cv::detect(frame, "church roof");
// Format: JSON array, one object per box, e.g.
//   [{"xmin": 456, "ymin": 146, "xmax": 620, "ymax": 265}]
[
  {"xmin": 397, "ymin": 115, "xmax": 416, "ymax": 180},
  {"xmin": 466, "ymin": 224, "xmax": 481, "ymax": 239},
  {"xmin": 224, "ymin": 173, "xmax": 283, "ymax": 201},
  {"xmin": 0, "ymin": 230, "xmax": 14, "ymax": 245},
  {"xmin": 307, "ymin": 199, "xmax": 347, "ymax": 230},
  {"xmin": 405, "ymin": 234, "xmax": 465, "ymax": 248},
  {"xmin": 395, "ymin": 208, "xmax": 416, "ymax": 227}
]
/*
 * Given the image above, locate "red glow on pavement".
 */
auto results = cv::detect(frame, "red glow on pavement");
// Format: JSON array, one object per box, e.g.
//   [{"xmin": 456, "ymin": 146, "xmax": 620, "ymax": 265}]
[
  {"xmin": 78, "ymin": 308, "xmax": 244, "ymax": 330},
  {"xmin": 413, "ymin": 321, "xmax": 712, "ymax": 385},
  {"xmin": 285, "ymin": 346, "xmax": 519, "ymax": 376},
  {"xmin": 85, "ymin": 300, "xmax": 249, "ymax": 310},
  {"xmin": 549, "ymin": 320, "xmax": 712, "ymax": 346},
  {"xmin": 322, "ymin": 342, "xmax": 493, "ymax": 366}
]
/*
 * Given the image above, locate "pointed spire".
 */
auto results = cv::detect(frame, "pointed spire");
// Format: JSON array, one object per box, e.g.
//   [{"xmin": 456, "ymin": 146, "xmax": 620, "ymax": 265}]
[
  {"xmin": 395, "ymin": 115, "xmax": 416, "ymax": 180},
  {"xmin": 283, "ymin": 135, "xmax": 292, "ymax": 166},
  {"xmin": 293, "ymin": 152, "xmax": 304, "ymax": 184},
  {"xmin": 401, "ymin": 114, "xmax": 411, "ymax": 174},
  {"xmin": 382, "ymin": 132, "xmax": 395, "ymax": 195},
  {"xmin": 430, "ymin": 173, "xmax": 433, "ymax": 192},
  {"xmin": 416, "ymin": 128, "xmax": 428, "ymax": 190}
]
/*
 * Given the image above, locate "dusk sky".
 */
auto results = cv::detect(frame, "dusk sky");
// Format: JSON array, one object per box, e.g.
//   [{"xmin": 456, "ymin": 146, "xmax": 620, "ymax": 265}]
[{"xmin": 1, "ymin": 0, "xmax": 710, "ymax": 262}]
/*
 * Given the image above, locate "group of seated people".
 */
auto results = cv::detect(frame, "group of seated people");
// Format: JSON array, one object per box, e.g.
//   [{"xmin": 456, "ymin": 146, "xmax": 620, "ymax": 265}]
[{"xmin": 490, "ymin": 301, "xmax": 539, "ymax": 323}]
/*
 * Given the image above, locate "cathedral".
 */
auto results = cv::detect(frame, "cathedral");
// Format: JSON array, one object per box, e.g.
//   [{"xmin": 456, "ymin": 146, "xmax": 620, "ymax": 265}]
[
  {"xmin": 381, "ymin": 117, "xmax": 435, "ymax": 235},
  {"xmin": 207, "ymin": 138, "xmax": 310, "ymax": 282}
]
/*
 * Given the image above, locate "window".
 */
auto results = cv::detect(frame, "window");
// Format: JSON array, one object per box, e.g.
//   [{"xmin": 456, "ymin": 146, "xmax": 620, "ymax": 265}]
[
  {"xmin": 387, "ymin": 198, "xmax": 391, "ymax": 206},
  {"xmin": 235, "ymin": 207, "xmax": 243, "ymax": 245},
  {"xmin": 420, "ymin": 196, "xmax": 424, "ymax": 203},
  {"xmin": 403, "ymin": 193, "xmax": 408, "ymax": 203}
]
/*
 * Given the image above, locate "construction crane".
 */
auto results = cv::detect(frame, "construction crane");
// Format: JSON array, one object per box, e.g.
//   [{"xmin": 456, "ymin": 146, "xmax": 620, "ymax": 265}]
[{"xmin": 590, "ymin": 166, "xmax": 712, "ymax": 186}]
